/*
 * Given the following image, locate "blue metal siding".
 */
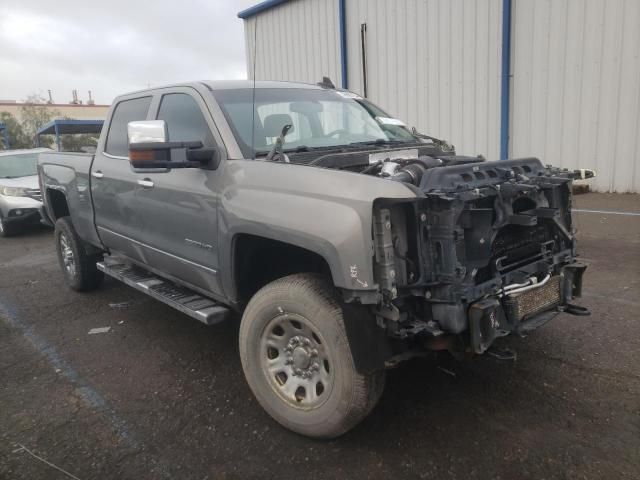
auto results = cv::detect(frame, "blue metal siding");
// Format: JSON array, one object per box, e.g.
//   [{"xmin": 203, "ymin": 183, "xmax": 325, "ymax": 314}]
[
  {"xmin": 339, "ymin": 0, "xmax": 348, "ymax": 88},
  {"xmin": 499, "ymin": 0, "xmax": 512, "ymax": 159}
]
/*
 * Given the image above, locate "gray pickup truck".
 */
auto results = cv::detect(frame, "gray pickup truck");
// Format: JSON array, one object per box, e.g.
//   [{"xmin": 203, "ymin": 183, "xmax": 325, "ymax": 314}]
[{"xmin": 38, "ymin": 80, "xmax": 591, "ymax": 438}]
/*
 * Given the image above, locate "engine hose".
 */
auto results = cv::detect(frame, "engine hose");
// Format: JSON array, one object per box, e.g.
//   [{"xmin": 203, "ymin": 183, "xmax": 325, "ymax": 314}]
[{"xmin": 390, "ymin": 163, "xmax": 425, "ymax": 186}]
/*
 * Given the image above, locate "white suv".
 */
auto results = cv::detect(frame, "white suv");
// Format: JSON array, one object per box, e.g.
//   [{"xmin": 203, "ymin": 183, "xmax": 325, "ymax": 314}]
[{"xmin": 0, "ymin": 148, "xmax": 49, "ymax": 237}]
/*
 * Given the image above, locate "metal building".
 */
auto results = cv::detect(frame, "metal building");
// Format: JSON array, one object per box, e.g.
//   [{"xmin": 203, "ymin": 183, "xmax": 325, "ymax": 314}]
[{"xmin": 239, "ymin": 0, "xmax": 640, "ymax": 193}]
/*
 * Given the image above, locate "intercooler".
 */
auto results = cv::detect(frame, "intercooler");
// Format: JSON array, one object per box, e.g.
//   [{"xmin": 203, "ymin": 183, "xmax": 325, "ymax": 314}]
[{"xmin": 502, "ymin": 275, "xmax": 562, "ymax": 323}]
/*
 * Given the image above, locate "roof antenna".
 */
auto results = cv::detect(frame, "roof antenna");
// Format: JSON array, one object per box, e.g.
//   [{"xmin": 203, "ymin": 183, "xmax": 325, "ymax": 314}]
[
  {"xmin": 250, "ymin": 15, "xmax": 258, "ymax": 160},
  {"xmin": 317, "ymin": 76, "xmax": 336, "ymax": 89}
]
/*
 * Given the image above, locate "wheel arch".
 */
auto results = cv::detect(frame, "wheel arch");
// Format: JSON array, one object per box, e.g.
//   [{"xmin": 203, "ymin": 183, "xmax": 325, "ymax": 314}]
[
  {"xmin": 45, "ymin": 187, "xmax": 70, "ymax": 221},
  {"xmin": 231, "ymin": 233, "xmax": 335, "ymax": 307}
]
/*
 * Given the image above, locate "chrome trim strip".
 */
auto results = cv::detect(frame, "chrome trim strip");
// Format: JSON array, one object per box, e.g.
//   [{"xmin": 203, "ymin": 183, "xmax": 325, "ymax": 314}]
[
  {"xmin": 97, "ymin": 226, "xmax": 218, "ymax": 275},
  {"xmin": 101, "ymin": 152, "xmax": 129, "ymax": 160}
]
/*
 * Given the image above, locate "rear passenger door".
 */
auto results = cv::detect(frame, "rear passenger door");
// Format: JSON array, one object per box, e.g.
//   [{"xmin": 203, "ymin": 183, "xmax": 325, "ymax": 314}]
[
  {"xmin": 92, "ymin": 96, "xmax": 152, "ymax": 262},
  {"xmin": 132, "ymin": 89, "xmax": 224, "ymax": 297}
]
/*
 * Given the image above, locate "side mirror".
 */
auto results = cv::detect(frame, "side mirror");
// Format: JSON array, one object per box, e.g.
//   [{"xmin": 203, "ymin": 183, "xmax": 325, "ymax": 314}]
[{"xmin": 127, "ymin": 120, "xmax": 220, "ymax": 170}]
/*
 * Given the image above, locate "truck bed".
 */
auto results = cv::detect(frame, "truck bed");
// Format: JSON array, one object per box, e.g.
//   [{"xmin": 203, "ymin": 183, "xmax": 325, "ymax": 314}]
[{"xmin": 38, "ymin": 151, "xmax": 101, "ymax": 247}]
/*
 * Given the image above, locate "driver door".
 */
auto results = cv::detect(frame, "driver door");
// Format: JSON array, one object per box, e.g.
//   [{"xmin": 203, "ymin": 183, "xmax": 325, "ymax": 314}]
[{"xmin": 132, "ymin": 89, "xmax": 225, "ymax": 298}]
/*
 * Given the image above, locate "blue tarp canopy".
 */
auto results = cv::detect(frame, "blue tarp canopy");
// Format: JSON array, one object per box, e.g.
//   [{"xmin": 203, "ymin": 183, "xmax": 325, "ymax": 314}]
[
  {"xmin": 36, "ymin": 119, "xmax": 104, "ymax": 150},
  {"xmin": 37, "ymin": 119, "xmax": 103, "ymax": 136}
]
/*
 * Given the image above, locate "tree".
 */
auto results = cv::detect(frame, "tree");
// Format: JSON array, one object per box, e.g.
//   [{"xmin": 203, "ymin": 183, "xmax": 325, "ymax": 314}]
[
  {"xmin": 60, "ymin": 133, "xmax": 99, "ymax": 152},
  {"xmin": 19, "ymin": 94, "xmax": 60, "ymax": 148},
  {"xmin": 0, "ymin": 112, "xmax": 30, "ymax": 149}
]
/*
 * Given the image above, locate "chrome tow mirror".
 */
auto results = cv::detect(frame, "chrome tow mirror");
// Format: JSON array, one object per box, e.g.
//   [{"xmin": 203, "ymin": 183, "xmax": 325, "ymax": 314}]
[
  {"xmin": 128, "ymin": 120, "xmax": 168, "ymax": 145},
  {"xmin": 126, "ymin": 120, "xmax": 218, "ymax": 170}
]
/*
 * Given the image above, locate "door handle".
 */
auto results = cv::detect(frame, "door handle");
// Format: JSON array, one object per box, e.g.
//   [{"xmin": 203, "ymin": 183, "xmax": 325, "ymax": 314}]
[
  {"xmin": 137, "ymin": 179, "xmax": 154, "ymax": 189},
  {"xmin": 91, "ymin": 171, "xmax": 104, "ymax": 179}
]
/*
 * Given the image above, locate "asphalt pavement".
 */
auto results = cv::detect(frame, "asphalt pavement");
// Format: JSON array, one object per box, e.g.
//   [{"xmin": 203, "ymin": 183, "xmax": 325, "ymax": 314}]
[{"xmin": 1, "ymin": 192, "xmax": 639, "ymax": 479}]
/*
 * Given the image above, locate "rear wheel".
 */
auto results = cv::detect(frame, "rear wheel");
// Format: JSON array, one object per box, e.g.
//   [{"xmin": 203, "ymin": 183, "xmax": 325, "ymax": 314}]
[
  {"xmin": 239, "ymin": 273, "xmax": 385, "ymax": 438},
  {"xmin": 55, "ymin": 217, "xmax": 104, "ymax": 291}
]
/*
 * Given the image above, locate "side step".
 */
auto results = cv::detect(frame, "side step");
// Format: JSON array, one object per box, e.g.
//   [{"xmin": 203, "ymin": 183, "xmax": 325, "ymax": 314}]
[{"xmin": 97, "ymin": 258, "xmax": 230, "ymax": 326}]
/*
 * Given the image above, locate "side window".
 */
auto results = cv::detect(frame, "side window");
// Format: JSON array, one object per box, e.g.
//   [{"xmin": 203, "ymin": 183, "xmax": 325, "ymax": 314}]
[
  {"xmin": 105, "ymin": 96, "xmax": 152, "ymax": 156},
  {"xmin": 157, "ymin": 93, "xmax": 215, "ymax": 146}
]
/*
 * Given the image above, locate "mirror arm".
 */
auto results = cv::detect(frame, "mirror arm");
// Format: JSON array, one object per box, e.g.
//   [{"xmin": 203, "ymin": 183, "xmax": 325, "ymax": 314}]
[
  {"xmin": 130, "ymin": 160, "xmax": 202, "ymax": 169},
  {"xmin": 128, "ymin": 139, "xmax": 220, "ymax": 170},
  {"xmin": 129, "ymin": 140, "xmax": 203, "ymax": 151}
]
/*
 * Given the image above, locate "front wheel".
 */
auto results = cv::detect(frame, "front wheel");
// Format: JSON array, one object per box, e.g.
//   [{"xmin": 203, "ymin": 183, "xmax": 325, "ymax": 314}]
[
  {"xmin": 55, "ymin": 217, "xmax": 104, "ymax": 291},
  {"xmin": 239, "ymin": 273, "xmax": 385, "ymax": 438},
  {"xmin": 0, "ymin": 216, "xmax": 15, "ymax": 237}
]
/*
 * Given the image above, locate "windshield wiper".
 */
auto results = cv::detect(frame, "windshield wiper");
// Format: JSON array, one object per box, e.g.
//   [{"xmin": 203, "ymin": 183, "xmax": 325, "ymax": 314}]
[
  {"xmin": 265, "ymin": 124, "xmax": 293, "ymax": 162},
  {"xmin": 255, "ymin": 144, "xmax": 309, "ymax": 156},
  {"xmin": 282, "ymin": 145, "xmax": 345, "ymax": 153},
  {"xmin": 411, "ymin": 127, "xmax": 454, "ymax": 152},
  {"xmin": 347, "ymin": 139, "xmax": 409, "ymax": 147},
  {"xmin": 283, "ymin": 145, "xmax": 311, "ymax": 153}
]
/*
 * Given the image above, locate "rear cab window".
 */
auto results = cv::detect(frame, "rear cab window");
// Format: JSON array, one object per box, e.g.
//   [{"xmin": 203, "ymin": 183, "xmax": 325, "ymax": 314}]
[{"xmin": 105, "ymin": 96, "xmax": 152, "ymax": 157}]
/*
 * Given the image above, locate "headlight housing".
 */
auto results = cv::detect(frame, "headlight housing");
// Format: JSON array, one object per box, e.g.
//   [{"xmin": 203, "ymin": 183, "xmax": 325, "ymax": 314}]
[{"xmin": 0, "ymin": 186, "xmax": 28, "ymax": 197}]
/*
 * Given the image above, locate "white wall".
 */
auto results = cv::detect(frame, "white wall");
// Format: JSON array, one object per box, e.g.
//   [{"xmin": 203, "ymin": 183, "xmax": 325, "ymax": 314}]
[
  {"xmin": 244, "ymin": 0, "xmax": 503, "ymax": 161},
  {"xmin": 242, "ymin": 0, "xmax": 640, "ymax": 192},
  {"xmin": 510, "ymin": 0, "xmax": 640, "ymax": 193},
  {"xmin": 345, "ymin": 0, "xmax": 503, "ymax": 160},
  {"xmin": 244, "ymin": 0, "xmax": 342, "ymax": 85}
]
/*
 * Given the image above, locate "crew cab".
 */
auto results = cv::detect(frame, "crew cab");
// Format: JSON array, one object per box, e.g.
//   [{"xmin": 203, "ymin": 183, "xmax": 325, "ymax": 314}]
[{"xmin": 38, "ymin": 80, "xmax": 592, "ymax": 438}]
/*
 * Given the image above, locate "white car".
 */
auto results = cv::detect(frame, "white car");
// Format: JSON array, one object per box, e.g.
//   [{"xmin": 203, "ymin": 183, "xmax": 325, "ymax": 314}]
[{"xmin": 0, "ymin": 148, "xmax": 50, "ymax": 237}]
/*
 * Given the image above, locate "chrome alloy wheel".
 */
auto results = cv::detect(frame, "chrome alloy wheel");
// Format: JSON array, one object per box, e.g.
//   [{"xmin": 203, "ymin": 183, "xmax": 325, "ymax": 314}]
[
  {"xmin": 59, "ymin": 232, "xmax": 76, "ymax": 277},
  {"xmin": 260, "ymin": 313, "xmax": 334, "ymax": 409}
]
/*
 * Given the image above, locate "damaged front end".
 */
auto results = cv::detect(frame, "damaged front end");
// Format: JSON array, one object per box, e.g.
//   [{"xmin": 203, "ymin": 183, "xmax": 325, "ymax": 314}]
[{"xmin": 373, "ymin": 157, "xmax": 590, "ymax": 356}]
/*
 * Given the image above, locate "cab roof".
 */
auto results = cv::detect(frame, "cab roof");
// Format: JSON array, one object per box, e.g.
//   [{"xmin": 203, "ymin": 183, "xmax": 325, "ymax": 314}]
[{"xmin": 203, "ymin": 80, "xmax": 324, "ymax": 91}]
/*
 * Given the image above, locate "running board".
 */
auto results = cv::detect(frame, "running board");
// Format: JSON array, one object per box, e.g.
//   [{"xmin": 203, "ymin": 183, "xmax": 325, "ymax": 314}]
[{"xmin": 96, "ymin": 258, "xmax": 230, "ymax": 326}]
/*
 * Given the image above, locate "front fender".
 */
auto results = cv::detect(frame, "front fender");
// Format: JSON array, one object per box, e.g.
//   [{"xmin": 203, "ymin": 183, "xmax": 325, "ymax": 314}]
[{"xmin": 217, "ymin": 160, "xmax": 417, "ymax": 302}]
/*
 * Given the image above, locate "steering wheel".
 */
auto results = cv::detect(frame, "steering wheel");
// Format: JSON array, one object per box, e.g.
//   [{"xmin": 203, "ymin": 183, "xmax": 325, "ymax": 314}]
[{"xmin": 325, "ymin": 129, "xmax": 349, "ymax": 139}]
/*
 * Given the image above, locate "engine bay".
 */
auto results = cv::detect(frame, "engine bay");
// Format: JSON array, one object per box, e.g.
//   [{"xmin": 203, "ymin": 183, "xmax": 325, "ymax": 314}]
[{"xmin": 362, "ymin": 152, "xmax": 590, "ymax": 354}]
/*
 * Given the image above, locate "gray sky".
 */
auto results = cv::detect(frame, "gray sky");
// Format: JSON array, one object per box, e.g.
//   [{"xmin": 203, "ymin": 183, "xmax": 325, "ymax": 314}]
[{"xmin": 0, "ymin": 0, "xmax": 257, "ymax": 105}]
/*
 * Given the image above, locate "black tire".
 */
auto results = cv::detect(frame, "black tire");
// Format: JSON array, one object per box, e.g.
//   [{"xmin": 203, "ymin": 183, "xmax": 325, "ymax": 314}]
[
  {"xmin": 54, "ymin": 217, "xmax": 104, "ymax": 291},
  {"xmin": 239, "ymin": 273, "xmax": 385, "ymax": 439},
  {"xmin": 0, "ymin": 216, "xmax": 15, "ymax": 237}
]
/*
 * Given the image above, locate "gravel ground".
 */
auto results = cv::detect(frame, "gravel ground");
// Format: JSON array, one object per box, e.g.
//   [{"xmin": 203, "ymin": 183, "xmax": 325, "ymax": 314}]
[{"xmin": 1, "ymin": 192, "xmax": 638, "ymax": 480}]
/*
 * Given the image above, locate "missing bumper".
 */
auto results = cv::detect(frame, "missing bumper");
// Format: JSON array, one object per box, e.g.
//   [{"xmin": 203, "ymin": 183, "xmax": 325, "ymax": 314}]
[{"xmin": 469, "ymin": 265, "xmax": 588, "ymax": 354}]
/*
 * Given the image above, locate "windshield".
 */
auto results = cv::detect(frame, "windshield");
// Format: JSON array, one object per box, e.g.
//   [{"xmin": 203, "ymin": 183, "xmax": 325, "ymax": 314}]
[
  {"xmin": 210, "ymin": 88, "xmax": 419, "ymax": 158},
  {"xmin": 0, "ymin": 153, "xmax": 39, "ymax": 178}
]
